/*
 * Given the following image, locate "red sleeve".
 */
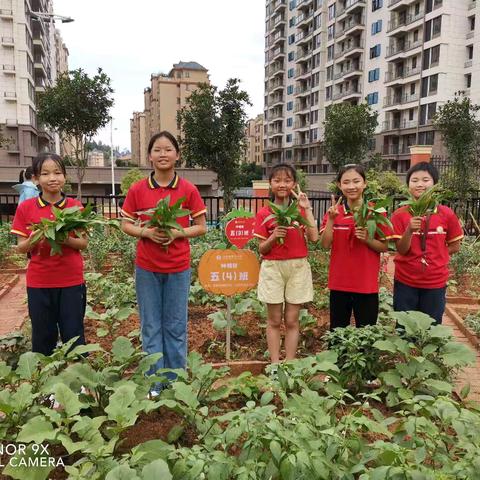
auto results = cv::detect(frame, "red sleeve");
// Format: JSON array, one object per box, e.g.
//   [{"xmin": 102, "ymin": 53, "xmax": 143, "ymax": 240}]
[
  {"xmin": 187, "ymin": 184, "xmax": 207, "ymax": 218},
  {"xmin": 121, "ymin": 184, "xmax": 138, "ymax": 220},
  {"xmin": 319, "ymin": 212, "xmax": 329, "ymax": 233},
  {"xmin": 445, "ymin": 208, "xmax": 464, "ymax": 244},
  {"xmin": 11, "ymin": 203, "xmax": 30, "ymax": 237},
  {"xmin": 253, "ymin": 209, "xmax": 269, "ymax": 240},
  {"xmin": 390, "ymin": 209, "xmax": 406, "ymax": 240}
]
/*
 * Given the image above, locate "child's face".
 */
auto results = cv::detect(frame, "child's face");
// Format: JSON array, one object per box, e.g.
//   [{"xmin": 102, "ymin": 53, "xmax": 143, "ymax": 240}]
[
  {"xmin": 270, "ymin": 170, "xmax": 296, "ymax": 201},
  {"xmin": 149, "ymin": 136, "xmax": 179, "ymax": 172},
  {"xmin": 408, "ymin": 170, "xmax": 435, "ymax": 199},
  {"xmin": 337, "ymin": 169, "xmax": 366, "ymax": 202},
  {"xmin": 35, "ymin": 159, "xmax": 65, "ymax": 195}
]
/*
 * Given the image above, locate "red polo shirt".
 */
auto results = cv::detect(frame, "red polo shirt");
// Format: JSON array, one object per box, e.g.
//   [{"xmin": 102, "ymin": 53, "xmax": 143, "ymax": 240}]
[
  {"xmin": 253, "ymin": 205, "xmax": 308, "ymax": 260},
  {"xmin": 390, "ymin": 205, "xmax": 463, "ymax": 288},
  {"xmin": 121, "ymin": 172, "xmax": 206, "ymax": 273},
  {"xmin": 320, "ymin": 203, "xmax": 391, "ymax": 294},
  {"xmin": 11, "ymin": 195, "xmax": 84, "ymax": 288}
]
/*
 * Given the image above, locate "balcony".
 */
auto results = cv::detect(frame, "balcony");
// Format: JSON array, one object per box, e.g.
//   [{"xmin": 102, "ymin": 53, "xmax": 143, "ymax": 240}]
[
  {"xmin": 385, "ymin": 66, "xmax": 421, "ymax": 84},
  {"xmin": 333, "ymin": 86, "xmax": 362, "ymax": 101},
  {"xmin": 296, "ymin": 47, "xmax": 312, "ymax": 61},
  {"xmin": 270, "ymin": 14, "xmax": 286, "ymax": 30},
  {"xmin": 269, "ymin": 64, "xmax": 285, "ymax": 78},
  {"xmin": 384, "ymin": 92, "xmax": 419, "ymax": 108},
  {"xmin": 382, "ymin": 119, "xmax": 418, "ymax": 132},
  {"xmin": 34, "ymin": 60, "xmax": 47, "ymax": 78},
  {"xmin": 1, "ymin": 36, "xmax": 14, "ymax": 47},
  {"xmin": 4, "ymin": 91, "xmax": 17, "ymax": 101},
  {"xmin": 334, "ymin": 40, "xmax": 364, "ymax": 59},
  {"xmin": 388, "ymin": 0, "xmax": 415, "ymax": 10},
  {"xmin": 2, "ymin": 64, "xmax": 15, "ymax": 74},
  {"xmin": 385, "ymin": 39, "xmax": 422, "ymax": 59},
  {"xmin": 294, "ymin": 119, "xmax": 311, "ymax": 130},
  {"xmin": 268, "ymin": 128, "xmax": 284, "ymax": 137},
  {"xmin": 294, "ymin": 100, "xmax": 311, "ymax": 113},
  {"xmin": 269, "ymin": 95, "xmax": 284, "ymax": 107},
  {"xmin": 466, "ymin": 31, "xmax": 475, "ymax": 40},
  {"xmin": 295, "ymin": 66, "xmax": 311, "ymax": 79},
  {"xmin": 0, "ymin": 9, "xmax": 13, "ymax": 18},
  {"xmin": 297, "ymin": 0, "xmax": 313, "ymax": 11},
  {"xmin": 345, "ymin": 0, "xmax": 366, "ymax": 14},
  {"xmin": 296, "ymin": 29, "xmax": 313, "ymax": 46},
  {"xmin": 387, "ymin": 10, "xmax": 424, "ymax": 34},
  {"xmin": 271, "ymin": 30, "xmax": 286, "ymax": 46},
  {"xmin": 336, "ymin": 5, "xmax": 346, "ymax": 19},
  {"xmin": 334, "ymin": 62, "xmax": 363, "ymax": 80},
  {"xmin": 270, "ymin": 110, "xmax": 284, "ymax": 120},
  {"xmin": 294, "ymin": 85, "xmax": 310, "ymax": 97},
  {"xmin": 296, "ymin": 11, "xmax": 313, "ymax": 28},
  {"xmin": 269, "ymin": 47, "xmax": 285, "ymax": 62},
  {"xmin": 382, "ymin": 144, "xmax": 411, "ymax": 155},
  {"xmin": 266, "ymin": 140, "xmax": 283, "ymax": 151},
  {"xmin": 272, "ymin": 0, "xmax": 286, "ymax": 14},
  {"xmin": 270, "ymin": 80, "xmax": 284, "ymax": 93},
  {"xmin": 344, "ymin": 16, "xmax": 365, "ymax": 37}
]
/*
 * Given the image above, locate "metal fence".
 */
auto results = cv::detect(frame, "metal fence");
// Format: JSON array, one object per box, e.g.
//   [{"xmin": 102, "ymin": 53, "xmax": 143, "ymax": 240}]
[{"xmin": 1, "ymin": 193, "xmax": 479, "ymax": 235}]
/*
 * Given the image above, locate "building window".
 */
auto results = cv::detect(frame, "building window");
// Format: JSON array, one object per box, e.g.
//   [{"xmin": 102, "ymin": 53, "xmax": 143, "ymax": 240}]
[
  {"xmin": 326, "ymin": 65, "xmax": 333, "ymax": 81},
  {"xmin": 289, "ymin": 0, "xmax": 296, "ymax": 10},
  {"xmin": 288, "ymin": 34, "xmax": 295, "ymax": 45},
  {"xmin": 288, "ymin": 68, "xmax": 295, "ymax": 78},
  {"xmin": 287, "ymin": 85, "xmax": 294, "ymax": 95},
  {"xmin": 286, "ymin": 134, "xmax": 292, "ymax": 143},
  {"xmin": 371, "ymin": 19, "xmax": 382, "ymax": 35},
  {"xmin": 287, "ymin": 117, "xmax": 293, "ymax": 127},
  {"xmin": 326, "ymin": 85, "xmax": 332, "ymax": 100},
  {"xmin": 328, "ymin": 4, "xmax": 335, "ymax": 20},
  {"xmin": 426, "ymin": 0, "xmax": 443, "ymax": 13},
  {"xmin": 367, "ymin": 92, "xmax": 379, "ymax": 105},
  {"xmin": 288, "ymin": 51, "xmax": 295, "ymax": 61},
  {"xmin": 289, "ymin": 17, "xmax": 296, "ymax": 27},
  {"xmin": 370, "ymin": 44, "xmax": 381, "ymax": 58},
  {"xmin": 287, "ymin": 101, "xmax": 293, "ymax": 111},
  {"xmin": 466, "ymin": 73, "xmax": 472, "ymax": 88},
  {"xmin": 328, "ymin": 25, "xmax": 335, "ymax": 40},
  {"xmin": 368, "ymin": 68, "xmax": 380, "ymax": 82},
  {"xmin": 372, "ymin": 0, "xmax": 383, "ymax": 11},
  {"xmin": 327, "ymin": 45, "xmax": 334, "ymax": 61},
  {"xmin": 419, "ymin": 130, "xmax": 435, "ymax": 145},
  {"xmin": 420, "ymin": 102, "xmax": 437, "ymax": 125}
]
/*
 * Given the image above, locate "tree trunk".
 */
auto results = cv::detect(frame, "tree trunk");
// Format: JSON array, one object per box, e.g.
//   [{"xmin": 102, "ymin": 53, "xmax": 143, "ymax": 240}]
[{"xmin": 223, "ymin": 187, "xmax": 234, "ymax": 215}]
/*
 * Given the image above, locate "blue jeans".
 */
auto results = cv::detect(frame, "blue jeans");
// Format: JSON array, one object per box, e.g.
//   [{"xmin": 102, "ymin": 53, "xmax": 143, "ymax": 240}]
[
  {"xmin": 135, "ymin": 266, "xmax": 191, "ymax": 383},
  {"xmin": 393, "ymin": 279, "xmax": 446, "ymax": 324}
]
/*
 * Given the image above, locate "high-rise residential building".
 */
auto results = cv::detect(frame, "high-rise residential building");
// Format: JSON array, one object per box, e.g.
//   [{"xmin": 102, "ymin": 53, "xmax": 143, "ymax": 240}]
[
  {"xmin": 130, "ymin": 61, "xmax": 210, "ymax": 166},
  {"xmin": 0, "ymin": 0, "xmax": 65, "ymax": 167},
  {"xmin": 264, "ymin": 0, "xmax": 479, "ymax": 174},
  {"xmin": 244, "ymin": 114, "xmax": 264, "ymax": 166}
]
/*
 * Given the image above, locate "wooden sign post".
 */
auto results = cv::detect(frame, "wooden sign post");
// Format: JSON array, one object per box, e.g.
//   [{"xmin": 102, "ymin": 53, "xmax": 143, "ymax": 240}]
[{"xmin": 198, "ymin": 249, "xmax": 260, "ymax": 360}]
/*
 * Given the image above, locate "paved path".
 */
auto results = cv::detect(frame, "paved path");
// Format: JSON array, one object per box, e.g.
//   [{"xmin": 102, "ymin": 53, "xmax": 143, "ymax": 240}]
[{"xmin": 0, "ymin": 273, "xmax": 28, "ymax": 336}]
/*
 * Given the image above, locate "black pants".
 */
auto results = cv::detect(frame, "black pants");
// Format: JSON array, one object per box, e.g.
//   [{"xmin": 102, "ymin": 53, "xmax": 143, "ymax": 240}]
[
  {"xmin": 393, "ymin": 279, "xmax": 446, "ymax": 324},
  {"xmin": 27, "ymin": 284, "xmax": 87, "ymax": 355},
  {"xmin": 329, "ymin": 290, "xmax": 379, "ymax": 329}
]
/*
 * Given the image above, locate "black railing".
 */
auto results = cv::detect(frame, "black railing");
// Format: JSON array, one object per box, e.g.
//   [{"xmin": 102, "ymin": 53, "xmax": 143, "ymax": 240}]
[{"xmin": 2, "ymin": 193, "xmax": 480, "ymax": 235}]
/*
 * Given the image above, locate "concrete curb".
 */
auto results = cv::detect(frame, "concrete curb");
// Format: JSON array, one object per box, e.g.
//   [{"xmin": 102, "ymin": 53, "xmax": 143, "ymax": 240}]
[
  {"xmin": 445, "ymin": 304, "xmax": 480, "ymax": 352},
  {"xmin": 0, "ymin": 274, "xmax": 19, "ymax": 301}
]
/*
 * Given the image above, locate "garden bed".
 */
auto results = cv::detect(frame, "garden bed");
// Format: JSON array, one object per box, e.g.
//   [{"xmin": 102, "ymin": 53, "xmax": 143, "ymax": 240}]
[
  {"xmin": 445, "ymin": 303, "xmax": 480, "ymax": 351},
  {"xmin": 84, "ymin": 304, "xmax": 330, "ymax": 364}
]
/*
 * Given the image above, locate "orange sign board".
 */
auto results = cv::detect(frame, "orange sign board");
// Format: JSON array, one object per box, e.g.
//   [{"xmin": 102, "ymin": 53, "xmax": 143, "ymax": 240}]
[{"xmin": 198, "ymin": 249, "xmax": 260, "ymax": 296}]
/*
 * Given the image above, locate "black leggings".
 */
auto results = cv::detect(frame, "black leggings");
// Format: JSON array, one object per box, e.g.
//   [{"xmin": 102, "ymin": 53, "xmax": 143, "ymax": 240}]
[{"xmin": 329, "ymin": 290, "xmax": 379, "ymax": 329}]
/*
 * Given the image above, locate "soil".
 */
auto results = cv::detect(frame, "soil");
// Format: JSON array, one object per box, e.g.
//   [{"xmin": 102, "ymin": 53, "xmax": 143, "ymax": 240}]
[
  {"xmin": 449, "ymin": 274, "xmax": 480, "ymax": 299},
  {"xmin": 0, "ymin": 274, "xmax": 15, "ymax": 291},
  {"xmin": 84, "ymin": 304, "xmax": 330, "ymax": 362}
]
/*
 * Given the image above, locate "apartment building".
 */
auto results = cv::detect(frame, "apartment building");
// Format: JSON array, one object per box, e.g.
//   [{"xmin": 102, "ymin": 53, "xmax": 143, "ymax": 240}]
[
  {"xmin": 130, "ymin": 61, "xmax": 209, "ymax": 166},
  {"xmin": 0, "ymin": 0, "xmax": 65, "ymax": 167},
  {"xmin": 87, "ymin": 149, "xmax": 104, "ymax": 167},
  {"xmin": 244, "ymin": 114, "xmax": 264, "ymax": 166},
  {"xmin": 264, "ymin": 0, "xmax": 479, "ymax": 174}
]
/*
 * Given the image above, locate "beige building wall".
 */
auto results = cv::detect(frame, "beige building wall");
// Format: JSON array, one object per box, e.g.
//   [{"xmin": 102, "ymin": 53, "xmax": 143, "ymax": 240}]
[
  {"xmin": 264, "ymin": 0, "xmax": 480, "ymax": 175},
  {"xmin": 244, "ymin": 114, "xmax": 264, "ymax": 165},
  {"xmin": 0, "ymin": 0, "xmax": 66, "ymax": 168},
  {"xmin": 87, "ymin": 149, "xmax": 104, "ymax": 167},
  {"xmin": 130, "ymin": 61, "xmax": 210, "ymax": 167}
]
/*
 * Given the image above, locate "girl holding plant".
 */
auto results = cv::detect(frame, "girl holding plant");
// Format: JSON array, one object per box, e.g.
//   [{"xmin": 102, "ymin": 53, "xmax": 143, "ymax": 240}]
[
  {"xmin": 320, "ymin": 164, "xmax": 390, "ymax": 329},
  {"xmin": 390, "ymin": 162, "xmax": 463, "ymax": 323},
  {"xmin": 11, "ymin": 153, "xmax": 88, "ymax": 355},
  {"xmin": 253, "ymin": 164, "xmax": 318, "ymax": 364},
  {"xmin": 121, "ymin": 131, "xmax": 207, "ymax": 392}
]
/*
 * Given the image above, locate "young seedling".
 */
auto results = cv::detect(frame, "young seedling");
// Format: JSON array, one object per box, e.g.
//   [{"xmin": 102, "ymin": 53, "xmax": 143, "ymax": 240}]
[
  {"xmin": 353, "ymin": 192, "xmax": 393, "ymax": 240},
  {"xmin": 263, "ymin": 200, "xmax": 312, "ymax": 245},
  {"xmin": 137, "ymin": 195, "xmax": 191, "ymax": 246},
  {"xmin": 399, "ymin": 185, "xmax": 442, "ymax": 217},
  {"xmin": 29, "ymin": 204, "xmax": 116, "ymax": 255}
]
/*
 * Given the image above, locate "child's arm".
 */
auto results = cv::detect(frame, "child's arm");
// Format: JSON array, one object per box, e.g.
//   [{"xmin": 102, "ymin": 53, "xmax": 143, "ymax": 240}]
[
  {"xmin": 167, "ymin": 214, "xmax": 207, "ymax": 241},
  {"xmin": 291, "ymin": 186, "xmax": 318, "ymax": 242},
  {"xmin": 121, "ymin": 218, "xmax": 166, "ymax": 244},
  {"xmin": 396, "ymin": 216, "xmax": 422, "ymax": 255},
  {"xmin": 355, "ymin": 228, "xmax": 388, "ymax": 252},
  {"xmin": 258, "ymin": 227, "xmax": 288, "ymax": 255},
  {"xmin": 320, "ymin": 195, "xmax": 341, "ymax": 249},
  {"xmin": 63, "ymin": 232, "xmax": 88, "ymax": 251},
  {"xmin": 447, "ymin": 239, "xmax": 461, "ymax": 255},
  {"xmin": 16, "ymin": 235, "xmax": 35, "ymax": 254}
]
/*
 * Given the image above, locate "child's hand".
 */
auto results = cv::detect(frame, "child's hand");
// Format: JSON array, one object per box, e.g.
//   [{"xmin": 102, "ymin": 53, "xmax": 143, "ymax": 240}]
[
  {"xmin": 272, "ymin": 226, "xmax": 288, "ymax": 241},
  {"xmin": 408, "ymin": 216, "xmax": 423, "ymax": 232},
  {"xmin": 327, "ymin": 194, "xmax": 342, "ymax": 220},
  {"xmin": 143, "ymin": 227, "xmax": 169, "ymax": 244},
  {"xmin": 291, "ymin": 185, "xmax": 311, "ymax": 210},
  {"xmin": 355, "ymin": 227, "xmax": 369, "ymax": 242}
]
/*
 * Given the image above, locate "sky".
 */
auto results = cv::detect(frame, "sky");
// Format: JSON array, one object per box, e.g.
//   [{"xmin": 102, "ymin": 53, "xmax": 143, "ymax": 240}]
[{"xmin": 53, "ymin": 0, "xmax": 266, "ymax": 152}]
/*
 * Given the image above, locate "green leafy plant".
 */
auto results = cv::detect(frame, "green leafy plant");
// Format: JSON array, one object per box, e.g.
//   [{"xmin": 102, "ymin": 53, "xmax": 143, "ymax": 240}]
[
  {"xmin": 353, "ymin": 193, "xmax": 393, "ymax": 239},
  {"xmin": 29, "ymin": 204, "xmax": 116, "ymax": 255},
  {"xmin": 464, "ymin": 312, "xmax": 480, "ymax": 337},
  {"xmin": 399, "ymin": 185, "xmax": 443, "ymax": 217},
  {"xmin": 85, "ymin": 305, "xmax": 136, "ymax": 337},
  {"xmin": 137, "ymin": 195, "xmax": 191, "ymax": 243},
  {"xmin": 263, "ymin": 200, "xmax": 312, "ymax": 245}
]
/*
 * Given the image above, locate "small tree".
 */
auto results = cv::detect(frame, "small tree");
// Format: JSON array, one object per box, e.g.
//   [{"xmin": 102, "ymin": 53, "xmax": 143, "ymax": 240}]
[
  {"xmin": 177, "ymin": 78, "xmax": 251, "ymax": 213},
  {"xmin": 433, "ymin": 92, "xmax": 480, "ymax": 196},
  {"xmin": 237, "ymin": 162, "xmax": 263, "ymax": 188},
  {"xmin": 324, "ymin": 103, "xmax": 378, "ymax": 170},
  {"xmin": 37, "ymin": 68, "xmax": 114, "ymax": 198},
  {"xmin": 121, "ymin": 168, "xmax": 145, "ymax": 195}
]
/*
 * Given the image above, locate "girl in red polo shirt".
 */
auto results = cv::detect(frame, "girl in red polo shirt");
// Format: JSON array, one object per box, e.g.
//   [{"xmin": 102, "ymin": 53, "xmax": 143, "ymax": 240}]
[
  {"xmin": 121, "ymin": 131, "xmax": 207, "ymax": 393},
  {"xmin": 254, "ymin": 164, "xmax": 318, "ymax": 364},
  {"xmin": 391, "ymin": 162, "xmax": 463, "ymax": 324},
  {"xmin": 320, "ymin": 164, "xmax": 389, "ymax": 329},
  {"xmin": 11, "ymin": 153, "xmax": 88, "ymax": 355}
]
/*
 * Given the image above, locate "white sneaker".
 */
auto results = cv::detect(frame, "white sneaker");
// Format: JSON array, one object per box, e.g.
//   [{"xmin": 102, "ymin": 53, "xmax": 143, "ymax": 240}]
[
  {"xmin": 148, "ymin": 390, "xmax": 160, "ymax": 399},
  {"xmin": 48, "ymin": 394, "xmax": 60, "ymax": 410}
]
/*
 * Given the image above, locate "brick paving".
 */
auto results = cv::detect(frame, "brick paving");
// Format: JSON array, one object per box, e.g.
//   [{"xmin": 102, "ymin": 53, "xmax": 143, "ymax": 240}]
[{"xmin": 0, "ymin": 273, "xmax": 28, "ymax": 336}]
